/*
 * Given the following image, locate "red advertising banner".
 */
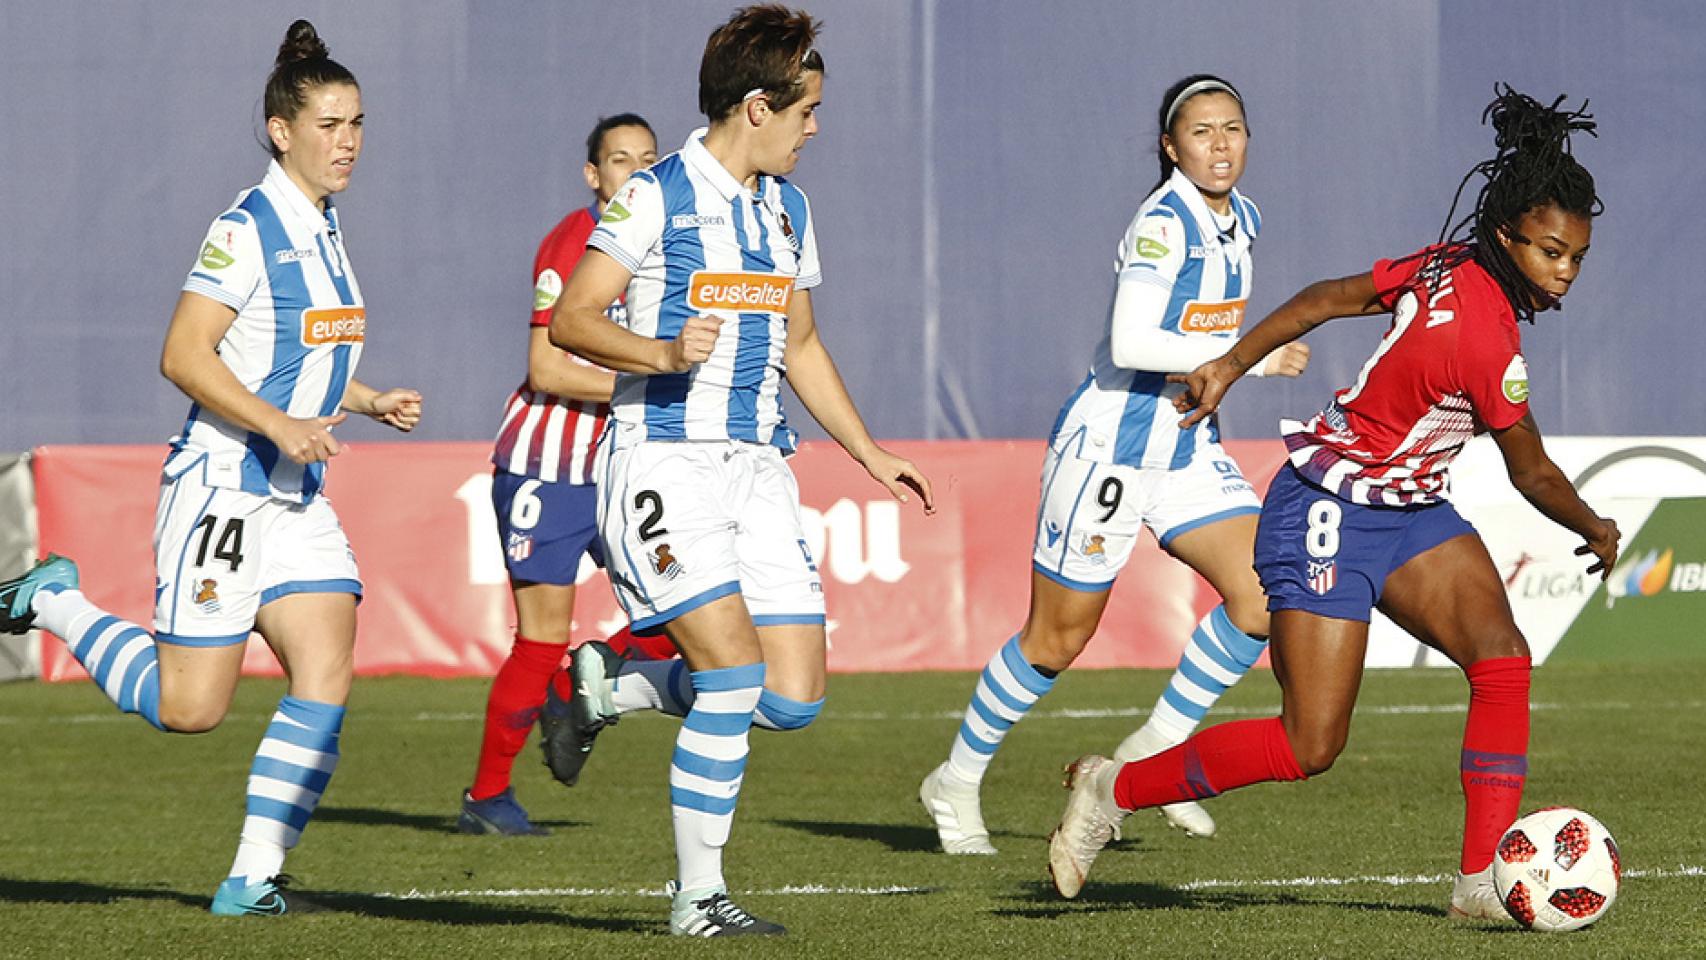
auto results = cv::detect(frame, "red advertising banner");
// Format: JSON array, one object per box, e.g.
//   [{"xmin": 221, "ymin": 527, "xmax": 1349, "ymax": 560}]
[{"xmin": 32, "ymin": 439, "xmax": 1290, "ymax": 681}]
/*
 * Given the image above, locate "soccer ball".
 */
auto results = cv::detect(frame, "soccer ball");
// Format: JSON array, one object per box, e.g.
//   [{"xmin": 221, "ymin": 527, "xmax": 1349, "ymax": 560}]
[{"xmin": 1492, "ymin": 807, "xmax": 1621, "ymax": 932}]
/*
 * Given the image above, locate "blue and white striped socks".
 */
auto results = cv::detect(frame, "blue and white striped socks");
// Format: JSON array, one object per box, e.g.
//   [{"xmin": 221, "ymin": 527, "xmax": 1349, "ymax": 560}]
[
  {"xmin": 945, "ymin": 634, "xmax": 1055, "ymax": 785},
  {"xmin": 227, "ymin": 696, "xmax": 344, "ymax": 885},
  {"xmin": 1145, "ymin": 605, "xmax": 1266, "ymax": 743},
  {"xmin": 33, "ymin": 588, "xmax": 163, "ymax": 730},
  {"xmin": 671, "ymin": 663, "xmax": 764, "ymax": 895},
  {"xmin": 611, "ymin": 660, "xmax": 823, "ymax": 731}
]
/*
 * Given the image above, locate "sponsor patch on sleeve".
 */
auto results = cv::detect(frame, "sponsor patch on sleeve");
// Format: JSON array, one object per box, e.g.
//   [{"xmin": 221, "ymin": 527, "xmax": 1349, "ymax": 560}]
[
  {"xmin": 1502, "ymin": 354, "xmax": 1530, "ymax": 404},
  {"xmin": 533, "ymin": 268, "xmax": 563, "ymax": 311},
  {"xmin": 199, "ymin": 230, "xmax": 237, "ymax": 270},
  {"xmin": 1133, "ymin": 216, "xmax": 1174, "ymax": 261}
]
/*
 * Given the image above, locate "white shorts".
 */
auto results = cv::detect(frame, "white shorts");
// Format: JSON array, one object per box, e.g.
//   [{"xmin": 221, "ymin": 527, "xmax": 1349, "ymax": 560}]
[
  {"xmin": 596, "ymin": 440, "xmax": 824, "ymax": 633},
  {"xmin": 152, "ymin": 455, "xmax": 362, "ymax": 646},
  {"xmin": 1030, "ymin": 440, "xmax": 1260, "ymax": 591}
]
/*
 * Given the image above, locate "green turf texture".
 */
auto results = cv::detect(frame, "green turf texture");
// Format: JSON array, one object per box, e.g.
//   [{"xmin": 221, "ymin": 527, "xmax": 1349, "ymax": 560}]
[{"xmin": 3, "ymin": 662, "xmax": 1702, "ymax": 958}]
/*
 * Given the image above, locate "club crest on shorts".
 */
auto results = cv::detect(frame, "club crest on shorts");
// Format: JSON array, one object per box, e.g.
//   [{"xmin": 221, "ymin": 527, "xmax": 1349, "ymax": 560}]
[
  {"xmin": 651, "ymin": 543, "xmax": 684, "ymax": 580},
  {"xmin": 193, "ymin": 579, "xmax": 222, "ymax": 614},
  {"xmin": 506, "ymin": 531, "xmax": 534, "ymax": 563},
  {"xmin": 1082, "ymin": 533, "xmax": 1108, "ymax": 565},
  {"xmin": 1308, "ymin": 559, "xmax": 1337, "ymax": 595}
]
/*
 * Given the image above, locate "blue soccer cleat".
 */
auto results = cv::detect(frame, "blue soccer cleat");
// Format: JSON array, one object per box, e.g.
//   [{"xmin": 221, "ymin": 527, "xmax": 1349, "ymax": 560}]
[
  {"xmin": 210, "ymin": 874, "xmax": 315, "ymax": 916},
  {"xmin": 457, "ymin": 786, "xmax": 549, "ymax": 836},
  {"xmin": 0, "ymin": 554, "xmax": 79, "ymax": 635}
]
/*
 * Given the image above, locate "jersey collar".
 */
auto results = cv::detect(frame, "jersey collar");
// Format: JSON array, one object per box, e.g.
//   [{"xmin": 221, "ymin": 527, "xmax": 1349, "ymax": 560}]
[
  {"xmin": 262, "ymin": 159, "xmax": 339, "ymax": 238},
  {"xmin": 1167, "ymin": 167, "xmax": 1254, "ymax": 253},
  {"xmin": 682, "ymin": 127, "xmax": 773, "ymax": 204}
]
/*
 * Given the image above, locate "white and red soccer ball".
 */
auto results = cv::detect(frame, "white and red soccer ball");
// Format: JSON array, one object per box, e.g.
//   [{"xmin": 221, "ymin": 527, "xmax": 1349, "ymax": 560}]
[{"xmin": 1492, "ymin": 807, "xmax": 1621, "ymax": 932}]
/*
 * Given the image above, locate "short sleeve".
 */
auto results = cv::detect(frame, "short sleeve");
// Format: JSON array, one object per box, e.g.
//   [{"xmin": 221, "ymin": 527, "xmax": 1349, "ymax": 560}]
[
  {"xmin": 530, "ymin": 214, "xmax": 594, "ymax": 327},
  {"xmin": 1116, "ymin": 209, "xmax": 1186, "ymax": 289},
  {"xmin": 587, "ymin": 172, "xmax": 664, "ymax": 276},
  {"xmin": 1462, "ymin": 347, "xmax": 1530, "ymax": 432},
  {"xmin": 787, "ymin": 189, "xmax": 821, "ymax": 290},
  {"xmin": 1370, "ymin": 251, "xmax": 1426, "ymax": 312},
  {"xmin": 182, "ymin": 211, "xmax": 262, "ymax": 312}
]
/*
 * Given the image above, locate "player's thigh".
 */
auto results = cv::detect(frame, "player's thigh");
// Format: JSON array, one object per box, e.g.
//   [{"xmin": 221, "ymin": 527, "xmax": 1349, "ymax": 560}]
[
  {"xmin": 1026, "ymin": 447, "xmax": 1147, "ymax": 662},
  {"xmin": 1377, "ymin": 531, "xmax": 1528, "ymax": 668},
  {"xmin": 755, "ymin": 623, "xmax": 827, "ymax": 702},
  {"xmin": 492, "ymin": 470, "xmax": 601, "ymax": 643},
  {"xmin": 510, "ymin": 581, "xmax": 577, "ymax": 645},
  {"xmin": 597, "ymin": 442, "xmax": 742, "ymax": 636},
  {"xmin": 1017, "ymin": 570, "xmax": 1112, "ymax": 671},
  {"xmin": 664, "ymin": 591, "xmax": 762, "ymax": 672},
  {"xmin": 153, "ymin": 642, "xmax": 248, "ymax": 733},
  {"xmin": 250, "ymin": 496, "xmax": 362, "ymax": 704},
  {"xmin": 1269, "ymin": 609, "xmax": 1369, "ymax": 774},
  {"xmin": 736, "ymin": 448, "xmax": 826, "ymax": 643}
]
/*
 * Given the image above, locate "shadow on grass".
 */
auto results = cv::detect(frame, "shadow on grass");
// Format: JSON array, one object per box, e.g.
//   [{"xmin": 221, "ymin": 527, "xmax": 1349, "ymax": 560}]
[
  {"xmin": 767, "ymin": 818, "xmax": 954, "ymax": 852},
  {"xmin": 996, "ymin": 880, "xmax": 1448, "ymax": 919},
  {"xmin": 313, "ymin": 805, "xmax": 589, "ymax": 835},
  {"xmin": 0, "ymin": 875, "xmax": 657, "ymax": 932},
  {"xmin": 0, "ymin": 876, "xmax": 206, "ymax": 909}
]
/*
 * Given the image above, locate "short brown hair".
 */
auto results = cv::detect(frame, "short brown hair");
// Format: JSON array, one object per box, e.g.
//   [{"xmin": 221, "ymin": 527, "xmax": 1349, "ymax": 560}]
[{"xmin": 698, "ymin": 5, "xmax": 825, "ymax": 122}]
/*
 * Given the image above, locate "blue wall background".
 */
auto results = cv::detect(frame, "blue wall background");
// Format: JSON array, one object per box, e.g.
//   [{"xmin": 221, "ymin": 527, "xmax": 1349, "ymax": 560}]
[{"xmin": 2, "ymin": 1, "xmax": 1698, "ymax": 451}]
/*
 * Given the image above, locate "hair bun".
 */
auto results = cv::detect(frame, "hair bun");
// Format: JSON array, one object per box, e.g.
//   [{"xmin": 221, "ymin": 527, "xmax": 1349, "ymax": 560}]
[
  {"xmin": 1484, "ymin": 84, "xmax": 1596, "ymax": 156},
  {"xmin": 275, "ymin": 19, "xmax": 329, "ymax": 67}
]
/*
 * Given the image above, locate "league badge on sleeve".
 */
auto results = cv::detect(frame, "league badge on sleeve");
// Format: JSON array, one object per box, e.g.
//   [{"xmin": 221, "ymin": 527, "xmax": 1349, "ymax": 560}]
[{"xmin": 1502, "ymin": 354, "xmax": 1530, "ymax": 404}]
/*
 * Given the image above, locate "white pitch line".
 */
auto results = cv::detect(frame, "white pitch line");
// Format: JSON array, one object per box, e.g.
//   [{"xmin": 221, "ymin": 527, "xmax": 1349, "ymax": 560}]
[
  {"xmin": 378, "ymin": 883, "xmax": 932, "ymax": 900},
  {"xmin": 379, "ymin": 867, "xmax": 1703, "ymax": 902}
]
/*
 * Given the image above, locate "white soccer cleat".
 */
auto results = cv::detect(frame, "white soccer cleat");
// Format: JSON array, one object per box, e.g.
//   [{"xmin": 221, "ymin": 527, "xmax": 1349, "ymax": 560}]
[
  {"xmin": 1113, "ymin": 725, "xmax": 1217, "ymax": 839},
  {"xmin": 1448, "ymin": 865, "xmax": 1505, "ymax": 920},
  {"xmin": 1047, "ymin": 754, "xmax": 1127, "ymax": 898},
  {"xmin": 919, "ymin": 762, "xmax": 997, "ymax": 855}
]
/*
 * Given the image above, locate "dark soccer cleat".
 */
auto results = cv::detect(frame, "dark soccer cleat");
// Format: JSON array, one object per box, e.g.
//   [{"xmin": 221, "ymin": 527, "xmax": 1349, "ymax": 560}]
[
  {"xmin": 457, "ymin": 786, "xmax": 549, "ymax": 836},
  {"xmin": 210, "ymin": 874, "xmax": 322, "ymax": 916},
  {"xmin": 668, "ymin": 882, "xmax": 786, "ymax": 937},
  {"xmin": 0, "ymin": 554, "xmax": 79, "ymax": 634},
  {"xmin": 538, "ymin": 640, "xmax": 624, "ymax": 787}
]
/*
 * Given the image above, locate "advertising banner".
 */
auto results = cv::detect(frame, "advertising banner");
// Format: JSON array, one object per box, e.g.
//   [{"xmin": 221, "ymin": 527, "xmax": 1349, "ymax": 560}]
[{"xmin": 0, "ymin": 454, "xmax": 39, "ymax": 681}]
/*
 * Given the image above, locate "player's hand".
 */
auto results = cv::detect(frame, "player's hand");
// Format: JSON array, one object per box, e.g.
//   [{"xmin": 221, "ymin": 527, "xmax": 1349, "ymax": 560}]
[
  {"xmin": 369, "ymin": 388, "xmax": 423, "ymax": 432},
  {"xmin": 661, "ymin": 316, "xmax": 723, "ymax": 372},
  {"xmin": 1167, "ymin": 356, "xmax": 1244, "ymax": 428},
  {"xmin": 1257, "ymin": 342, "xmax": 1311, "ymax": 378},
  {"xmin": 859, "ymin": 444, "xmax": 935, "ymax": 515},
  {"xmin": 1575, "ymin": 517, "xmax": 1620, "ymax": 579},
  {"xmin": 270, "ymin": 413, "xmax": 346, "ymax": 465}
]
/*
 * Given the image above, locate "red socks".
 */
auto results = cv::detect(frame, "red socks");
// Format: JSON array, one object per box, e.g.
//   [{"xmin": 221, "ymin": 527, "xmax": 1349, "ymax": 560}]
[
  {"xmin": 605, "ymin": 624, "xmax": 677, "ymax": 662},
  {"xmin": 1113, "ymin": 717, "xmax": 1306, "ymax": 811},
  {"xmin": 1459, "ymin": 656, "xmax": 1531, "ymax": 873},
  {"xmin": 470, "ymin": 635, "xmax": 568, "ymax": 800}
]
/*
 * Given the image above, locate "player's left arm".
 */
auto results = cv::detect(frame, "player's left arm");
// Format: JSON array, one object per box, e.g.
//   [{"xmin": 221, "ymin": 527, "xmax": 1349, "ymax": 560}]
[
  {"xmin": 1490, "ymin": 412, "xmax": 1619, "ymax": 578},
  {"xmin": 783, "ymin": 290, "xmax": 934, "ymax": 514},
  {"xmin": 341, "ymin": 378, "xmax": 423, "ymax": 432}
]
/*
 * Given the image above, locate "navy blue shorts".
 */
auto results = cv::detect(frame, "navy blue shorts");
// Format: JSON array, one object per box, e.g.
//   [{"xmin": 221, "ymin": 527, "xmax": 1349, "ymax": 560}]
[
  {"xmin": 1253, "ymin": 465, "xmax": 1476, "ymax": 622},
  {"xmin": 491, "ymin": 469, "xmax": 604, "ymax": 586}
]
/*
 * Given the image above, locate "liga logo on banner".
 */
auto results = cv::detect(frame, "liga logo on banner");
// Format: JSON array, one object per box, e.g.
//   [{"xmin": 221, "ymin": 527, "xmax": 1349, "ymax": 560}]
[
  {"xmin": 1177, "ymin": 298, "xmax": 1247, "ymax": 333},
  {"xmin": 300, "ymin": 307, "xmax": 367, "ymax": 346},
  {"xmin": 687, "ymin": 271, "xmax": 793, "ymax": 315}
]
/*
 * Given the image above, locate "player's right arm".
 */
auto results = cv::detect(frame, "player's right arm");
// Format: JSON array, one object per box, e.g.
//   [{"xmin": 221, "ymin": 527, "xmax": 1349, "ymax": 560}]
[
  {"xmin": 526, "ymin": 327, "xmax": 616, "ymax": 402},
  {"xmin": 160, "ymin": 292, "xmax": 345, "ymax": 465},
  {"xmin": 1173, "ymin": 271, "xmax": 1387, "ymax": 427},
  {"xmin": 1490, "ymin": 413, "xmax": 1620, "ymax": 578}
]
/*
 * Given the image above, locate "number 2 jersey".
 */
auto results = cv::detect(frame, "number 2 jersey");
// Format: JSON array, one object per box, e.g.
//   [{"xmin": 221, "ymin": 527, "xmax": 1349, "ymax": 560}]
[
  {"xmin": 490, "ymin": 205, "xmax": 612, "ymax": 485},
  {"xmin": 1282, "ymin": 246, "xmax": 1529, "ymax": 507},
  {"xmin": 1048, "ymin": 168, "xmax": 1260, "ymax": 469},
  {"xmin": 172, "ymin": 160, "xmax": 365, "ymax": 504},
  {"xmin": 587, "ymin": 129, "xmax": 820, "ymax": 453}
]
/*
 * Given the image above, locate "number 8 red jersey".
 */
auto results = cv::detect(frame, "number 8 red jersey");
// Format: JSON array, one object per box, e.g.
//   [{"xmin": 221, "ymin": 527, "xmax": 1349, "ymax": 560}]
[{"xmin": 1282, "ymin": 246, "xmax": 1530, "ymax": 507}]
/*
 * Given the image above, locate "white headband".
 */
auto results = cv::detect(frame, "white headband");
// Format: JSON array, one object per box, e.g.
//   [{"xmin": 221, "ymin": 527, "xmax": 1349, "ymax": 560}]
[{"xmin": 1164, "ymin": 79, "xmax": 1241, "ymax": 130}]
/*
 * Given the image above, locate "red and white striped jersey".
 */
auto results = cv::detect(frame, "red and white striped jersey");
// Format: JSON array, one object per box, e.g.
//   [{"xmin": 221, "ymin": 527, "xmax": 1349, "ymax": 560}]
[
  {"xmin": 490, "ymin": 206, "xmax": 616, "ymax": 484},
  {"xmin": 1282, "ymin": 246, "xmax": 1529, "ymax": 506}
]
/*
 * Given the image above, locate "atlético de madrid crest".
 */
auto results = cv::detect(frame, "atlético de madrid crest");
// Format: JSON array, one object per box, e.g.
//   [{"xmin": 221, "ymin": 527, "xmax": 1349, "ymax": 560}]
[{"xmin": 1308, "ymin": 559, "xmax": 1337, "ymax": 595}]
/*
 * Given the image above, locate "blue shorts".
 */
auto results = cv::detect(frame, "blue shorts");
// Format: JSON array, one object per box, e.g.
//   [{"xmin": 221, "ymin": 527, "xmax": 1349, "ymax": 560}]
[
  {"xmin": 1253, "ymin": 465, "xmax": 1476, "ymax": 622},
  {"xmin": 491, "ymin": 469, "xmax": 604, "ymax": 586}
]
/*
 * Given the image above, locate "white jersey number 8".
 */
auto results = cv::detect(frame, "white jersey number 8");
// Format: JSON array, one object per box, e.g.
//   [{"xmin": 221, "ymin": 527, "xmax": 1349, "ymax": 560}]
[{"xmin": 1305, "ymin": 499, "xmax": 1342, "ymax": 558}]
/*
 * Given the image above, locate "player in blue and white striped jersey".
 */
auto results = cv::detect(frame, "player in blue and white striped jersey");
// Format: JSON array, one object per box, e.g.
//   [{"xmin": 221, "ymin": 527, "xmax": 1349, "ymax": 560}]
[
  {"xmin": 924, "ymin": 75, "xmax": 1310, "ymax": 857},
  {"xmin": 550, "ymin": 6, "xmax": 932, "ymax": 938},
  {"xmin": 0, "ymin": 21, "xmax": 420, "ymax": 916}
]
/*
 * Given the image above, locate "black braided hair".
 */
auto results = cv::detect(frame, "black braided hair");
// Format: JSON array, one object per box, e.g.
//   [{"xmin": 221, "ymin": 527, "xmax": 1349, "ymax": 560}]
[{"xmin": 1431, "ymin": 85, "xmax": 1602, "ymax": 322}]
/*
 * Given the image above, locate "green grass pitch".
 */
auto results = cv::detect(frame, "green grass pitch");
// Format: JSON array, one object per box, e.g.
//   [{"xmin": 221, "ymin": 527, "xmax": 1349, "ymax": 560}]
[{"xmin": 3, "ymin": 662, "xmax": 1704, "ymax": 958}]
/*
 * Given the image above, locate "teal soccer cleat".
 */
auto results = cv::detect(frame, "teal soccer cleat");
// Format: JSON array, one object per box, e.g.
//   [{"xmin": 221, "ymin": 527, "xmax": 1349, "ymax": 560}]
[
  {"xmin": 210, "ymin": 875, "xmax": 317, "ymax": 916},
  {"xmin": 0, "ymin": 555, "xmax": 79, "ymax": 634}
]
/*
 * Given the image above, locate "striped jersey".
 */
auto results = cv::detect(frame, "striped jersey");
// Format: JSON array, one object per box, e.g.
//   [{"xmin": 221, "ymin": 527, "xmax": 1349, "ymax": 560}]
[
  {"xmin": 172, "ymin": 160, "xmax": 364, "ymax": 504},
  {"xmin": 587, "ymin": 129, "xmax": 820, "ymax": 451},
  {"xmin": 1283, "ymin": 246, "xmax": 1529, "ymax": 506},
  {"xmin": 1049, "ymin": 168, "xmax": 1260, "ymax": 469},
  {"xmin": 491, "ymin": 206, "xmax": 614, "ymax": 484}
]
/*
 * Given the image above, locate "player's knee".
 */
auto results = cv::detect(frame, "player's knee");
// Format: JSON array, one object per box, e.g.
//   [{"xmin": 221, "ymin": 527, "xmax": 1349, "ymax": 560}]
[
  {"xmin": 1223, "ymin": 597, "xmax": 1270, "ymax": 640},
  {"xmin": 1018, "ymin": 625, "xmax": 1093, "ymax": 673},
  {"xmin": 158, "ymin": 702, "xmax": 227, "ymax": 734},
  {"xmin": 754, "ymin": 689, "xmax": 823, "ymax": 731},
  {"xmin": 1284, "ymin": 723, "xmax": 1347, "ymax": 776}
]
